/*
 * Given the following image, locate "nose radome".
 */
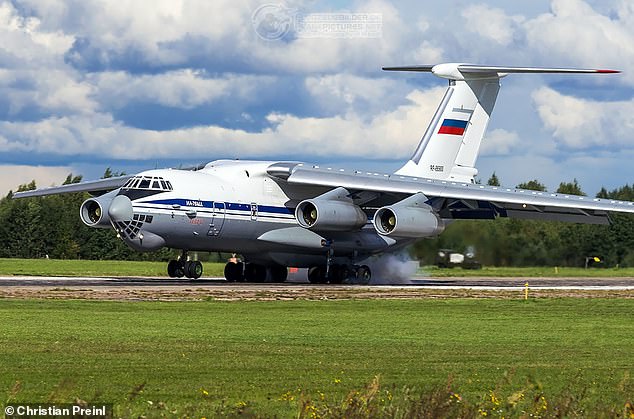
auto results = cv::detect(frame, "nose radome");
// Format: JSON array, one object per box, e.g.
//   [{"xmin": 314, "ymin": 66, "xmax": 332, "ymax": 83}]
[{"xmin": 108, "ymin": 195, "xmax": 133, "ymax": 222}]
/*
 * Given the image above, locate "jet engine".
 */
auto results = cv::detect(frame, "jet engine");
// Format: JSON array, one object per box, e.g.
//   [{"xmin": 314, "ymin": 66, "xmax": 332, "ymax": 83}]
[
  {"xmin": 295, "ymin": 187, "xmax": 367, "ymax": 231},
  {"xmin": 80, "ymin": 194, "xmax": 115, "ymax": 228},
  {"xmin": 373, "ymin": 192, "xmax": 445, "ymax": 238}
]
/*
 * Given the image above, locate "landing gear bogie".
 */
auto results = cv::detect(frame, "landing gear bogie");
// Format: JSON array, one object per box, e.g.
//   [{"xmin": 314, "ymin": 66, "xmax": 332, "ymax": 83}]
[
  {"xmin": 167, "ymin": 251, "xmax": 203, "ymax": 279},
  {"xmin": 223, "ymin": 261, "xmax": 288, "ymax": 283},
  {"xmin": 307, "ymin": 264, "xmax": 371, "ymax": 284}
]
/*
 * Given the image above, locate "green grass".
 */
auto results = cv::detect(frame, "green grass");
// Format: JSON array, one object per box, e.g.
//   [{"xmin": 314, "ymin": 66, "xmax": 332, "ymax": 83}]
[
  {"xmin": 0, "ymin": 298, "xmax": 632, "ymax": 417},
  {"xmin": 423, "ymin": 265, "xmax": 634, "ymax": 277},
  {"xmin": 0, "ymin": 258, "xmax": 226, "ymax": 277},
  {"xmin": 2, "ymin": 258, "xmax": 634, "ymax": 278}
]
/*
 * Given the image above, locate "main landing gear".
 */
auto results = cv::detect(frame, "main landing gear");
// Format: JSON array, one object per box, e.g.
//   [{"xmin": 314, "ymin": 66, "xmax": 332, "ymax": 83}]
[
  {"xmin": 224, "ymin": 261, "xmax": 288, "ymax": 283},
  {"xmin": 167, "ymin": 251, "xmax": 203, "ymax": 279},
  {"xmin": 307, "ymin": 264, "xmax": 371, "ymax": 284}
]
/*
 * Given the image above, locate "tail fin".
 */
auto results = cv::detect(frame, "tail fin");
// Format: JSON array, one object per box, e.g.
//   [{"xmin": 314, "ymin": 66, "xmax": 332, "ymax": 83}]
[{"xmin": 384, "ymin": 64, "xmax": 619, "ymax": 183}]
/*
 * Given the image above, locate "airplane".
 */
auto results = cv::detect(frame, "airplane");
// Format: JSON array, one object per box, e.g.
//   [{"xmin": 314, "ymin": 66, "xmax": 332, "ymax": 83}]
[{"xmin": 13, "ymin": 63, "xmax": 634, "ymax": 283}]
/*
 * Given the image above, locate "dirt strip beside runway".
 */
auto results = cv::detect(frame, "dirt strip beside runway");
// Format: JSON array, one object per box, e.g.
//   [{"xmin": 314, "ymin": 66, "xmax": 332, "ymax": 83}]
[{"xmin": 0, "ymin": 276, "xmax": 633, "ymax": 301}]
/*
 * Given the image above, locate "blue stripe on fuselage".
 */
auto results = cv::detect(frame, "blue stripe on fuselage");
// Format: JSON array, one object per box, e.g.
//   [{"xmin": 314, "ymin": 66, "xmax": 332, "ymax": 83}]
[{"xmin": 140, "ymin": 199, "xmax": 295, "ymax": 215}]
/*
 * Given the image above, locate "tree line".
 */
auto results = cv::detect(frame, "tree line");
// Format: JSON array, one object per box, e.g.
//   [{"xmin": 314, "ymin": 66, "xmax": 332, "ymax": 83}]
[
  {"xmin": 0, "ymin": 169, "xmax": 632, "ymax": 267},
  {"xmin": 412, "ymin": 173, "xmax": 634, "ymax": 267}
]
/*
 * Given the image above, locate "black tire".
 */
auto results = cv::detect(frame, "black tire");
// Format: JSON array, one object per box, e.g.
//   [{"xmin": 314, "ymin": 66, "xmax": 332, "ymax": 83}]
[
  {"xmin": 186, "ymin": 261, "xmax": 203, "ymax": 279},
  {"xmin": 168, "ymin": 260, "xmax": 185, "ymax": 278},
  {"xmin": 269, "ymin": 265, "xmax": 288, "ymax": 283},
  {"xmin": 167, "ymin": 260, "xmax": 178, "ymax": 278},
  {"xmin": 329, "ymin": 265, "xmax": 349, "ymax": 284},
  {"xmin": 245, "ymin": 263, "xmax": 267, "ymax": 282},
  {"xmin": 356, "ymin": 265, "xmax": 371, "ymax": 284},
  {"xmin": 308, "ymin": 266, "xmax": 326, "ymax": 284},
  {"xmin": 224, "ymin": 262, "xmax": 243, "ymax": 282}
]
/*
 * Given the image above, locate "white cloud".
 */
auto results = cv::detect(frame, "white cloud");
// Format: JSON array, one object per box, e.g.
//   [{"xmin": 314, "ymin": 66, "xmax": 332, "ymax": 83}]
[
  {"xmin": 92, "ymin": 70, "xmax": 275, "ymax": 109},
  {"xmin": 0, "ymin": 1, "xmax": 74, "ymax": 66},
  {"xmin": 0, "ymin": 164, "xmax": 72, "ymax": 196},
  {"xmin": 462, "ymin": 4, "xmax": 524, "ymax": 46},
  {"xmin": 1, "ymin": 0, "xmax": 633, "ymax": 196},
  {"xmin": 412, "ymin": 40, "xmax": 444, "ymax": 64},
  {"xmin": 525, "ymin": 0, "xmax": 634, "ymax": 81},
  {"xmin": 532, "ymin": 86, "xmax": 634, "ymax": 149},
  {"xmin": 304, "ymin": 74, "xmax": 411, "ymax": 115},
  {"xmin": 0, "ymin": 86, "xmax": 445, "ymax": 160},
  {"xmin": 480, "ymin": 128, "xmax": 521, "ymax": 156}
]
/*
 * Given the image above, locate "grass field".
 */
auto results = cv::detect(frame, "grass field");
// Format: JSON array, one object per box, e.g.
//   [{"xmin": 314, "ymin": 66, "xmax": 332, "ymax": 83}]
[
  {"xmin": 1, "ymin": 298, "xmax": 632, "ymax": 417},
  {"xmin": 0, "ymin": 258, "xmax": 226, "ymax": 278},
  {"xmin": 2, "ymin": 258, "xmax": 634, "ymax": 278}
]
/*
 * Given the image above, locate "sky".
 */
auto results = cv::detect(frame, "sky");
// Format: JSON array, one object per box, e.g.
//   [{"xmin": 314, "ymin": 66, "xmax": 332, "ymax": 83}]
[{"xmin": 1, "ymin": 0, "xmax": 633, "ymax": 196}]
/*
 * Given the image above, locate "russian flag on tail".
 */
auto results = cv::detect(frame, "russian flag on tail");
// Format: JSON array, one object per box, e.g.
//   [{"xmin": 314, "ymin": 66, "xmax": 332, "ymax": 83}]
[{"xmin": 438, "ymin": 118, "xmax": 468, "ymax": 135}]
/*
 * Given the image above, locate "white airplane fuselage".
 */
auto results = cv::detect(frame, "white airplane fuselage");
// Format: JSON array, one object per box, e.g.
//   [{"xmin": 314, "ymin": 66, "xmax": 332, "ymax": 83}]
[{"xmin": 103, "ymin": 160, "xmax": 405, "ymax": 268}]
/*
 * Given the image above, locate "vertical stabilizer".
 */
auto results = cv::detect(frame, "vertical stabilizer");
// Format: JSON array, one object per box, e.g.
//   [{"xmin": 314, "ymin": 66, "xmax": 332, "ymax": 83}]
[{"xmin": 383, "ymin": 64, "xmax": 619, "ymax": 183}]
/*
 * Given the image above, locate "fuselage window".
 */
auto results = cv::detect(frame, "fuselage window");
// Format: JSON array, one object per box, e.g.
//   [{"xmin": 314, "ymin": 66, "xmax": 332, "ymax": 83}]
[
  {"xmin": 166, "ymin": 181, "xmax": 173, "ymax": 190},
  {"xmin": 151, "ymin": 180, "xmax": 160, "ymax": 189},
  {"xmin": 160, "ymin": 180, "xmax": 167, "ymax": 189},
  {"xmin": 139, "ymin": 179, "xmax": 151, "ymax": 189}
]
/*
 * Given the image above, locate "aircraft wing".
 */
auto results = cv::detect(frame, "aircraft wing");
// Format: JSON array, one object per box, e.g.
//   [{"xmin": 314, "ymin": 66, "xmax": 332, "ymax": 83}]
[
  {"xmin": 12, "ymin": 175, "xmax": 133, "ymax": 198},
  {"xmin": 268, "ymin": 163, "xmax": 634, "ymax": 225}
]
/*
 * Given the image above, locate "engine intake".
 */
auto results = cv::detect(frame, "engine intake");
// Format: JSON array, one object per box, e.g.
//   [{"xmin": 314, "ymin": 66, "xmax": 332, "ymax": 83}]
[
  {"xmin": 295, "ymin": 187, "xmax": 367, "ymax": 231},
  {"xmin": 373, "ymin": 193, "xmax": 445, "ymax": 238},
  {"xmin": 79, "ymin": 192, "xmax": 116, "ymax": 228}
]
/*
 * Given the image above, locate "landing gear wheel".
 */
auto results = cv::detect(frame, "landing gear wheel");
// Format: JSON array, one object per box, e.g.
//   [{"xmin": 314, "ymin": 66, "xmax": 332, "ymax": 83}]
[
  {"xmin": 224, "ymin": 262, "xmax": 244, "ymax": 282},
  {"xmin": 185, "ymin": 260, "xmax": 203, "ymax": 279},
  {"xmin": 269, "ymin": 265, "xmax": 288, "ymax": 283},
  {"xmin": 245, "ymin": 263, "xmax": 267, "ymax": 282},
  {"xmin": 308, "ymin": 266, "xmax": 327, "ymax": 284},
  {"xmin": 356, "ymin": 265, "xmax": 371, "ymax": 284},
  {"xmin": 329, "ymin": 264, "xmax": 350, "ymax": 284},
  {"xmin": 167, "ymin": 259, "xmax": 185, "ymax": 278}
]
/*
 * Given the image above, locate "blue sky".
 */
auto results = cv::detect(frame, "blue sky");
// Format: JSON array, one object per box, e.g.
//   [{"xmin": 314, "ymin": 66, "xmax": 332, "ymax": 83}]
[{"xmin": 1, "ymin": 0, "xmax": 633, "ymax": 196}]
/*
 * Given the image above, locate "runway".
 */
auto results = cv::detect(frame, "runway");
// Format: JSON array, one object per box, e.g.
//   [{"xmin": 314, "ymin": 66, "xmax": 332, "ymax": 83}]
[
  {"xmin": 0, "ymin": 275, "xmax": 633, "ymax": 301},
  {"xmin": 2, "ymin": 275, "xmax": 634, "ymax": 289}
]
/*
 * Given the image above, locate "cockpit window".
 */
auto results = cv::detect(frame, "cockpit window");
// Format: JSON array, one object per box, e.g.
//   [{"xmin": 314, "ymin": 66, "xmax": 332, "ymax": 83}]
[{"xmin": 122, "ymin": 175, "xmax": 173, "ymax": 191}]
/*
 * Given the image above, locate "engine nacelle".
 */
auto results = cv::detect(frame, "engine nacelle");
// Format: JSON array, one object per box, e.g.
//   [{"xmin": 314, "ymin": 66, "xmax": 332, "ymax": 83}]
[
  {"xmin": 295, "ymin": 187, "xmax": 367, "ymax": 231},
  {"xmin": 373, "ymin": 193, "xmax": 445, "ymax": 238},
  {"xmin": 80, "ymin": 193, "xmax": 115, "ymax": 228}
]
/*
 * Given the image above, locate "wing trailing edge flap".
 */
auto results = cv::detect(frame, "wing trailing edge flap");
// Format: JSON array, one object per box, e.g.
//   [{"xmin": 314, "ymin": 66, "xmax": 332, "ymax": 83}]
[{"xmin": 501, "ymin": 209, "xmax": 609, "ymax": 225}]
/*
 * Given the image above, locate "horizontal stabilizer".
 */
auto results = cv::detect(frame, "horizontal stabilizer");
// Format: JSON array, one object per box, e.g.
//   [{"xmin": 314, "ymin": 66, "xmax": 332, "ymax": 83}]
[{"xmin": 383, "ymin": 63, "xmax": 620, "ymax": 81}]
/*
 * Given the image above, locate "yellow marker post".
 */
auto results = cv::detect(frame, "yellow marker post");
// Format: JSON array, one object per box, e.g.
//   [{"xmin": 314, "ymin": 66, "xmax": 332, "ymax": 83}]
[{"xmin": 524, "ymin": 282, "xmax": 529, "ymax": 300}]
